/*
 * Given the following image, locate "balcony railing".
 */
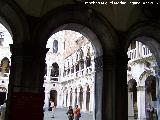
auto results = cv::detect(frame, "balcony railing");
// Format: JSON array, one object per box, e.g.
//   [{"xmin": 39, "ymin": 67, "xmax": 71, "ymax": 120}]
[
  {"xmin": 127, "ymin": 45, "xmax": 152, "ymax": 61},
  {"xmin": 61, "ymin": 66, "xmax": 94, "ymax": 82}
]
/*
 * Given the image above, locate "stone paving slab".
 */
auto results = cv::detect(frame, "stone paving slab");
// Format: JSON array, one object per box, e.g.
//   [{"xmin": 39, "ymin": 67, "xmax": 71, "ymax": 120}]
[{"xmin": 44, "ymin": 108, "xmax": 93, "ymax": 120}]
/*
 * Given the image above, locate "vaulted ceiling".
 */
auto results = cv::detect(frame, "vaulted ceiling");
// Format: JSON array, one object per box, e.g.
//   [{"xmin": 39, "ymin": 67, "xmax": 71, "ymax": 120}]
[{"xmin": 13, "ymin": 0, "xmax": 147, "ymax": 31}]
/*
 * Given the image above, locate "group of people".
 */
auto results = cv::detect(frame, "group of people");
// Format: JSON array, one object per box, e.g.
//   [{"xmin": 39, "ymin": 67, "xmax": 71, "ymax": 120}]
[
  {"xmin": 66, "ymin": 105, "xmax": 81, "ymax": 120},
  {"xmin": 146, "ymin": 104, "xmax": 158, "ymax": 120},
  {"xmin": 49, "ymin": 99, "xmax": 81, "ymax": 120}
]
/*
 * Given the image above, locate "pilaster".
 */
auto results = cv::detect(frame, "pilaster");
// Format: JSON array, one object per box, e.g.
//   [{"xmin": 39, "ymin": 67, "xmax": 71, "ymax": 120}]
[
  {"xmin": 94, "ymin": 55, "xmax": 103, "ymax": 120},
  {"xmin": 6, "ymin": 43, "xmax": 49, "ymax": 120},
  {"xmin": 102, "ymin": 49, "xmax": 128, "ymax": 120}
]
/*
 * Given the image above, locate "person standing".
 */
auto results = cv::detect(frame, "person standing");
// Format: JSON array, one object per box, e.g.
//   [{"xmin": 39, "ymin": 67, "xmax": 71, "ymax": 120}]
[
  {"xmin": 146, "ymin": 104, "xmax": 154, "ymax": 120},
  {"xmin": 74, "ymin": 105, "xmax": 81, "ymax": 120},
  {"xmin": 66, "ymin": 106, "xmax": 74, "ymax": 120},
  {"xmin": 50, "ymin": 100, "xmax": 55, "ymax": 118}
]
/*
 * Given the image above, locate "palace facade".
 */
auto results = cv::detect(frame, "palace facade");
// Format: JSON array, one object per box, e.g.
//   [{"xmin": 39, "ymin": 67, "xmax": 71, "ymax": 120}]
[{"xmin": 127, "ymin": 41, "xmax": 157, "ymax": 119}]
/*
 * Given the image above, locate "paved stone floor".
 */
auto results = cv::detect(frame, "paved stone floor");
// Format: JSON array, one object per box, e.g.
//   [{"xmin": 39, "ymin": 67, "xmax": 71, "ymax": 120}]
[{"xmin": 44, "ymin": 108, "xmax": 93, "ymax": 120}]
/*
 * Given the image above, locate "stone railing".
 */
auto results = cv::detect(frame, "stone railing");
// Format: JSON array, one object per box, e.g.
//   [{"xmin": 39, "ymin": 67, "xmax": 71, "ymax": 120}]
[
  {"xmin": 127, "ymin": 45, "xmax": 152, "ymax": 61},
  {"xmin": 61, "ymin": 66, "xmax": 94, "ymax": 82}
]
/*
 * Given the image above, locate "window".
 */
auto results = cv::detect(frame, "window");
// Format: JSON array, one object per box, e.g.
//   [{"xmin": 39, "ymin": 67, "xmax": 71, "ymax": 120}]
[{"xmin": 53, "ymin": 40, "xmax": 58, "ymax": 53}]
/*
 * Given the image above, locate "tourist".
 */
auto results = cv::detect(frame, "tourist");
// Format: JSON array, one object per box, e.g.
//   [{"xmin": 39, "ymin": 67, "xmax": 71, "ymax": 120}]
[
  {"xmin": 74, "ymin": 105, "xmax": 81, "ymax": 120},
  {"xmin": 50, "ymin": 100, "xmax": 55, "ymax": 118},
  {"xmin": 66, "ymin": 106, "xmax": 74, "ymax": 120}
]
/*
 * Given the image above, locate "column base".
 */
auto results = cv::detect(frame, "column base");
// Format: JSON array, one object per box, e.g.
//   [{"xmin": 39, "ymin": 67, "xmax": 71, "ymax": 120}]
[{"xmin": 9, "ymin": 92, "xmax": 44, "ymax": 120}]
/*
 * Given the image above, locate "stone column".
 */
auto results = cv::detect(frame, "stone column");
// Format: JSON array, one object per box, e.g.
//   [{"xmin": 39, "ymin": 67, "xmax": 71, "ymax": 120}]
[
  {"xmin": 77, "ymin": 87, "xmax": 80, "ymax": 106},
  {"xmin": 57, "ymin": 90, "xmax": 61, "ymax": 108},
  {"xmin": 137, "ymin": 86, "xmax": 146, "ymax": 119},
  {"xmin": 90, "ymin": 84, "xmax": 94, "ymax": 112},
  {"xmin": 62, "ymin": 91, "xmax": 65, "ymax": 107},
  {"xmin": 64, "ymin": 92, "xmax": 66, "ymax": 107},
  {"xmin": 67, "ymin": 90, "xmax": 70, "ymax": 107},
  {"xmin": 128, "ymin": 92, "xmax": 134, "ymax": 118},
  {"xmin": 44, "ymin": 91, "xmax": 50, "ymax": 110},
  {"xmin": 136, "ymin": 41, "xmax": 139, "ymax": 58},
  {"xmin": 102, "ymin": 50, "xmax": 128, "ymax": 120},
  {"xmin": 115, "ymin": 51, "xmax": 128, "ymax": 120},
  {"xmin": 82, "ymin": 86, "xmax": 87, "ymax": 112},
  {"xmin": 72, "ymin": 89, "xmax": 76, "ymax": 107},
  {"xmin": 60, "ymin": 92, "xmax": 63, "ymax": 108},
  {"xmin": 139, "ymin": 42, "xmax": 142, "ymax": 57},
  {"xmin": 94, "ymin": 55, "xmax": 103, "ymax": 120},
  {"xmin": 5, "ymin": 44, "xmax": 49, "ymax": 120},
  {"xmin": 75, "ymin": 89, "xmax": 78, "ymax": 106},
  {"xmin": 67, "ymin": 90, "xmax": 71, "ymax": 107}
]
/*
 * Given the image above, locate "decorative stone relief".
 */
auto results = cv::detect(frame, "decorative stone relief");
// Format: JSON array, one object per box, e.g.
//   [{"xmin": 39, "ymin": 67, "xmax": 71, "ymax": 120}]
[{"xmin": 94, "ymin": 56, "xmax": 103, "ymax": 71}]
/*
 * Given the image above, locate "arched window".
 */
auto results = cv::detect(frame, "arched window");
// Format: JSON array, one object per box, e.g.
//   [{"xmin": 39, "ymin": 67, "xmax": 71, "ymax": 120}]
[
  {"xmin": 53, "ymin": 40, "xmax": 58, "ymax": 53},
  {"xmin": 50, "ymin": 90, "xmax": 57, "ymax": 107},
  {"xmin": 0, "ymin": 57, "xmax": 10, "ymax": 73},
  {"xmin": 86, "ymin": 47, "xmax": 91, "ymax": 67},
  {"xmin": 79, "ymin": 49, "xmax": 84, "ymax": 60},
  {"xmin": 71, "ymin": 65, "xmax": 74, "ymax": 73},
  {"xmin": 128, "ymin": 79, "xmax": 137, "ymax": 118},
  {"xmin": 79, "ymin": 49, "xmax": 84, "ymax": 69},
  {"xmin": 145, "ymin": 75, "xmax": 156, "ymax": 101},
  {"xmin": 51, "ymin": 63, "xmax": 59, "ymax": 81}
]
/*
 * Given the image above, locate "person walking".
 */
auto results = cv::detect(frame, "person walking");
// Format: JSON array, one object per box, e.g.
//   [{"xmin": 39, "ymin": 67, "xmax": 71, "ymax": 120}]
[
  {"xmin": 74, "ymin": 105, "xmax": 81, "ymax": 120},
  {"xmin": 50, "ymin": 100, "xmax": 55, "ymax": 118},
  {"xmin": 66, "ymin": 106, "xmax": 74, "ymax": 120}
]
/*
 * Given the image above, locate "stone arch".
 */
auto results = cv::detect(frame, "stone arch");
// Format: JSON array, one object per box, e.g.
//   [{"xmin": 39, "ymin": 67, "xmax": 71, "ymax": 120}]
[
  {"xmin": 145, "ymin": 75, "xmax": 156, "ymax": 118},
  {"xmin": 36, "ymin": 5, "xmax": 118, "ymax": 120},
  {"xmin": 127, "ymin": 22, "xmax": 160, "ymax": 119},
  {"xmin": 50, "ymin": 90, "xmax": 57, "ymax": 107},
  {"xmin": 36, "ymin": 5, "xmax": 118, "ymax": 56},
  {"xmin": 128, "ymin": 79, "xmax": 138, "ymax": 118},
  {"xmin": 0, "ymin": 0, "xmax": 29, "ymax": 44},
  {"xmin": 0, "ymin": 3, "xmax": 30, "ymax": 119},
  {"xmin": 126, "ymin": 22, "xmax": 160, "ymax": 61},
  {"xmin": 145, "ymin": 75, "xmax": 156, "ymax": 103},
  {"xmin": 128, "ymin": 79, "xmax": 137, "ymax": 92}
]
